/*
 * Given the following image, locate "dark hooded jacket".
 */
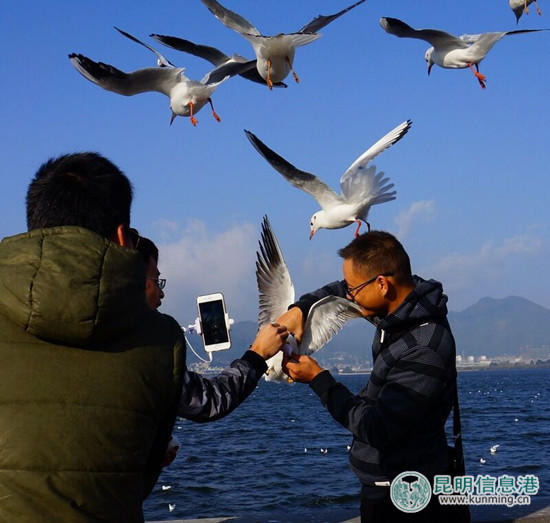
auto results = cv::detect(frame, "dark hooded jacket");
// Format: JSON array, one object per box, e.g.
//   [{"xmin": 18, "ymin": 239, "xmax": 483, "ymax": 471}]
[
  {"xmin": 0, "ymin": 226, "xmax": 267, "ymax": 522},
  {"xmin": 293, "ymin": 276, "xmax": 456, "ymax": 494}
]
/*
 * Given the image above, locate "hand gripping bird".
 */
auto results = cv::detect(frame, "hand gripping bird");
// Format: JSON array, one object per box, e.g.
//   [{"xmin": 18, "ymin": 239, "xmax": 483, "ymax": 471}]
[{"xmin": 256, "ymin": 216, "xmax": 364, "ymax": 382}]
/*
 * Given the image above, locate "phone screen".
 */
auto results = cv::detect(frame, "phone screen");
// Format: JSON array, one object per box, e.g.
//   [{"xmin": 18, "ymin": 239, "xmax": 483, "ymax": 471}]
[{"xmin": 199, "ymin": 299, "xmax": 229, "ymax": 346}]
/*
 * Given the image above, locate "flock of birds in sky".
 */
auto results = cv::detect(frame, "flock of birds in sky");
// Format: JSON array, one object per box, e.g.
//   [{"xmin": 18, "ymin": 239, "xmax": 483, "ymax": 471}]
[{"xmin": 68, "ymin": 0, "xmax": 546, "ymax": 380}]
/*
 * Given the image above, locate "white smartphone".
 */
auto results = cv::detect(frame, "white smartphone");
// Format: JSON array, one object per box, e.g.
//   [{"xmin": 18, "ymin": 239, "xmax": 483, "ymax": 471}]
[{"xmin": 196, "ymin": 292, "xmax": 231, "ymax": 352}]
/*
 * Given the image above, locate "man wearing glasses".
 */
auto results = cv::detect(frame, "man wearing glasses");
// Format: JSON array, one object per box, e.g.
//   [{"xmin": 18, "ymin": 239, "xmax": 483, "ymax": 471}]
[{"xmin": 279, "ymin": 230, "xmax": 457, "ymax": 522}]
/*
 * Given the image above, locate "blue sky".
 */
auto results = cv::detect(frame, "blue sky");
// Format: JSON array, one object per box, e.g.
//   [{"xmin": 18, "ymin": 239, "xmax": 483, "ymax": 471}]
[{"xmin": 1, "ymin": 0, "xmax": 549, "ymax": 328}]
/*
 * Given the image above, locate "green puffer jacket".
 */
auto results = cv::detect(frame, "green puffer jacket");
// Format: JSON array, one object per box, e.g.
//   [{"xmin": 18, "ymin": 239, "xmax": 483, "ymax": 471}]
[{"xmin": 0, "ymin": 226, "xmax": 185, "ymax": 522}]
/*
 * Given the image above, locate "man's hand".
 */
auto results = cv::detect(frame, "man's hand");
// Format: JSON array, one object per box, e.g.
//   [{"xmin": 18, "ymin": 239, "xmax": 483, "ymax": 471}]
[
  {"xmin": 282, "ymin": 353, "xmax": 324, "ymax": 383},
  {"xmin": 276, "ymin": 307, "xmax": 304, "ymax": 343},
  {"xmin": 250, "ymin": 322, "xmax": 289, "ymax": 360}
]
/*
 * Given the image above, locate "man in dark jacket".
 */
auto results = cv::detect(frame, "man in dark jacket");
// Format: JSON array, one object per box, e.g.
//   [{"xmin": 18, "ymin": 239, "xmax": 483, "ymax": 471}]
[
  {"xmin": 280, "ymin": 231, "xmax": 456, "ymax": 522},
  {"xmin": 0, "ymin": 152, "xmax": 288, "ymax": 522}
]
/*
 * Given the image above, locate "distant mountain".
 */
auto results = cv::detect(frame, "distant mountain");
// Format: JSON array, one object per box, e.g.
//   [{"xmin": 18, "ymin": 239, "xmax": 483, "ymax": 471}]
[
  {"xmin": 189, "ymin": 296, "xmax": 550, "ymax": 365},
  {"xmin": 448, "ymin": 296, "xmax": 550, "ymax": 357}
]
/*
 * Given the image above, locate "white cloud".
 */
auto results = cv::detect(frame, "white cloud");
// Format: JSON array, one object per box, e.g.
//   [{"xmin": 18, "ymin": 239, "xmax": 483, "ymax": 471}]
[
  {"xmin": 394, "ymin": 200, "xmax": 436, "ymax": 238},
  {"xmin": 153, "ymin": 219, "xmax": 259, "ymax": 324}
]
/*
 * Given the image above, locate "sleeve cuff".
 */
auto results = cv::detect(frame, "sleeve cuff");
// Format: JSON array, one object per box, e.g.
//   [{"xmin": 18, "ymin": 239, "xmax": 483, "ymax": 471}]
[
  {"xmin": 310, "ymin": 370, "xmax": 337, "ymax": 399},
  {"xmin": 241, "ymin": 350, "xmax": 268, "ymax": 375}
]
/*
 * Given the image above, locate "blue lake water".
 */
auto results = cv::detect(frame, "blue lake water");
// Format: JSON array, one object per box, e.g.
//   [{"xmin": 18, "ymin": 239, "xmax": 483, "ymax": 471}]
[{"xmin": 144, "ymin": 368, "xmax": 550, "ymax": 522}]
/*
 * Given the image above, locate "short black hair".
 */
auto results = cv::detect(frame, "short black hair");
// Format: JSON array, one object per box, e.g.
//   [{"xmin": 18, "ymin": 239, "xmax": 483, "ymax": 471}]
[
  {"xmin": 26, "ymin": 152, "xmax": 133, "ymax": 238},
  {"xmin": 130, "ymin": 229, "xmax": 159, "ymax": 264},
  {"xmin": 338, "ymin": 230, "xmax": 412, "ymax": 285}
]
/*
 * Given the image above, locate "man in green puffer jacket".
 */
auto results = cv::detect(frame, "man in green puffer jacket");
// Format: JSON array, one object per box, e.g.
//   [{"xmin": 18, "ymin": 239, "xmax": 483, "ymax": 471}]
[{"xmin": 0, "ymin": 152, "xmax": 287, "ymax": 522}]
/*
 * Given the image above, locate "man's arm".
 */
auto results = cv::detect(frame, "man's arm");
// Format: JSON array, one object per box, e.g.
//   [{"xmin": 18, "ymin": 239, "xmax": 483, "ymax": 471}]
[
  {"xmin": 178, "ymin": 323, "xmax": 288, "ymax": 422},
  {"xmin": 285, "ymin": 346, "xmax": 450, "ymax": 450},
  {"xmin": 276, "ymin": 280, "xmax": 347, "ymax": 342}
]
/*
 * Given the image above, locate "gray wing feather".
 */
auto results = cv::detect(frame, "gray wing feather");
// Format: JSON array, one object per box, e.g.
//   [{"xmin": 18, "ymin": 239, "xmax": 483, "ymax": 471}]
[
  {"xmin": 256, "ymin": 216, "xmax": 295, "ymax": 329},
  {"xmin": 201, "ymin": 59, "xmax": 256, "ymax": 84},
  {"xmin": 114, "ymin": 27, "xmax": 175, "ymax": 67},
  {"xmin": 299, "ymin": 0, "xmax": 366, "ymax": 33},
  {"xmin": 244, "ymin": 130, "xmax": 342, "ymax": 210},
  {"xmin": 150, "ymin": 34, "xmax": 287, "ymax": 87},
  {"xmin": 299, "ymin": 296, "xmax": 364, "ymax": 355},
  {"xmin": 68, "ymin": 53, "xmax": 180, "ymax": 96},
  {"xmin": 201, "ymin": 0, "xmax": 261, "ymax": 36},
  {"xmin": 380, "ymin": 17, "xmax": 467, "ymax": 49}
]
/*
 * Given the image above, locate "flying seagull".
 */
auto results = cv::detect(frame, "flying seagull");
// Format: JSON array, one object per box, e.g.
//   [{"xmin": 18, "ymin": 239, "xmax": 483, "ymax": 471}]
[
  {"xmin": 256, "ymin": 216, "xmax": 363, "ymax": 381},
  {"xmin": 201, "ymin": 0, "xmax": 367, "ymax": 89},
  {"xmin": 69, "ymin": 27, "xmax": 255, "ymax": 126},
  {"xmin": 380, "ymin": 17, "xmax": 545, "ymax": 89},
  {"xmin": 510, "ymin": 0, "xmax": 542, "ymax": 23},
  {"xmin": 150, "ymin": 33, "xmax": 287, "ymax": 88},
  {"xmin": 245, "ymin": 120, "xmax": 411, "ymax": 239}
]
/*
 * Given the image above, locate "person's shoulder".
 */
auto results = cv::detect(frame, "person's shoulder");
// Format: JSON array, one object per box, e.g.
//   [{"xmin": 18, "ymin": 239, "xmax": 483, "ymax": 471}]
[{"xmin": 131, "ymin": 310, "xmax": 185, "ymax": 346}]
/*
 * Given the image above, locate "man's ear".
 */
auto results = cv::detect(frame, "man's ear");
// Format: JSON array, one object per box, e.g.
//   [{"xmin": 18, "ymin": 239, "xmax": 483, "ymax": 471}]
[{"xmin": 114, "ymin": 224, "xmax": 132, "ymax": 248}]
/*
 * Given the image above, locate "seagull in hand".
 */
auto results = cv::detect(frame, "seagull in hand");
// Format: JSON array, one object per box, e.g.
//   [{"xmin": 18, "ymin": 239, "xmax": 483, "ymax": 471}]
[
  {"xmin": 380, "ymin": 17, "xmax": 546, "ymax": 89},
  {"xmin": 245, "ymin": 121, "xmax": 411, "ymax": 239},
  {"xmin": 510, "ymin": 0, "xmax": 543, "ymax": 23},
  {"xmin": 150, "ymin": 33, "xmax": 287, "ymax": 88},
  {"xmin": 256, "ymin": 216, "xmax": 363, "ymax": 382},
  {"xmin": 69, "ymin": 27, "xmax": 255, "ymax": 126},
  {"xmin": 201, "ymin": 0, "xmax": 366, "ymax": 89}
]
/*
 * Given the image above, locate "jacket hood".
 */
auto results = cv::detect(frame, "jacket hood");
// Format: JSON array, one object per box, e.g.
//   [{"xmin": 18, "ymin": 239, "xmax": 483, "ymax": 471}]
[
  {"xmin": 377, "ymin": 275, "xmax": 448, "ymax": 332},
  {"xmin": 0, "ymin": 226, "xmax": 149, "ymax": 347}
]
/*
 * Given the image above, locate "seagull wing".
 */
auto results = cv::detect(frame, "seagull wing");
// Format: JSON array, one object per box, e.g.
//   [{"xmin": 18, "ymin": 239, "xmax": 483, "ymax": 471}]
[
  {"xmin": 68, "ymin": 54, "xmax": 182, "ymax": 96},
  {"xmin": 299, "ymin": 296, "xmax": 364, "ymax": 355},
  {"xmin": 340, "ymin": 165, "xmax": 396, "ymax": 215},
  {"xmin": 256, "ymin": 216, "xmax": 295, "ymax": 329},
  {"xmin": 379, "ymin": 17, "xmax": 467, "ymax": 49},
  {"xmin": 150, "ymin": 34, "xmax": 287, "ymax": 87},
  {"xmin": 341, "ymin": 120, "xmax": 412, "ymax": 178},
  {"xmin": 201, "ymin": 0, "xmax": 261, "ymax": 36},
  {"xmin": 244, "ymin": 130, "xmax": 342, "ymax": 210},
  {"xmin": 114, "ymin": 27, "xmax": 175, "ymax": 67},
  {"xmin": 151, "ymin": 34, "xmax": 231, "ymax": 66},
  {"xmin": 298, "ymin": 0, "xmax": 366, "ymax": 34},
  {"xmin": 201, "ymin": 59, "xmax": 256, "ymax": 84},
  {"xmin": 461, "ymin": 29, "xmax": 546, "ymax": 54}
]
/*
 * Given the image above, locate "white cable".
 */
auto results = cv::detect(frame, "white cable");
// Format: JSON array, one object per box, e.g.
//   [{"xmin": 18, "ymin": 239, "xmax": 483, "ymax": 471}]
[{"xmin": 184, "ymin": 333, "xmax": 212, "ymax": 364}]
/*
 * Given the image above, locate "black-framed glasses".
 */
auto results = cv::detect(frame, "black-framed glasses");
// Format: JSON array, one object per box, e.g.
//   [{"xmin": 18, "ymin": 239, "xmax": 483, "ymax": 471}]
[
  {"xmin": 148, "ymin": 278, "xmax": 166, "ymax": 290},
  {"xmin": 344, "ymin": 272, "xmax": 393, "ymax": 302}
]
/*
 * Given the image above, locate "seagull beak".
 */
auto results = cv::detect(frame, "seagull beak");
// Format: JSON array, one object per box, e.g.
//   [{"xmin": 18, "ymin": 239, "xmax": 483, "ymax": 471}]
[
  {"xmin": 170, "ymin": 112, "xmax": 177, "ymax": 126},
  {"xmin": 309, "ymin": 229, "xmax": 315, "ymax": 240},
  {"xmin": 427, "ymin": 63, "xmax": 433, "ymax": 76}
]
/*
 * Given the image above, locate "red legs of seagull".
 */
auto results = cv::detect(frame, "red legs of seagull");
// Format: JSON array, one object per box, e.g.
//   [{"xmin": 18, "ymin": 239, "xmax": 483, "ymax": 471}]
[
  {"xmin": 188, "ymin": 101, "xmax": 198, "ymax": 126},
  {"xmin": 267, "ymin": 58, "xmax": 273, "ymax": 90},
  {"xmin": 208, "ymin": 98, "xmax": 221, "ymax": 122},
  {"xmin": 534, "ymin": 0, "xmax": 543, "ymax": 14},
  {"xmin": 353, "ymin": 220, "xmax": 371, "ymax": 238},
  {"xmin": 468, "ymin": 63, "xmax": 487, "ymax": 89},
  {"xmin": 285, "ymin": 56, "xmax": 300, "ymax": 84}
]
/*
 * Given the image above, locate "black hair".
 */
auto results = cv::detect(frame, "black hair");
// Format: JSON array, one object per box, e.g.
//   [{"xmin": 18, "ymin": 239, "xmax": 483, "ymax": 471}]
[
  {"xmin": 26, "ymin": 152, "xmax": 133, "ymax": 238},
  {"xmin": 130, "ymin": 229, "xmax": 159, "ymax": 264},
  {"xmin": 338, "ymin": 230, "xmax": 413, "ymax": 285}
]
